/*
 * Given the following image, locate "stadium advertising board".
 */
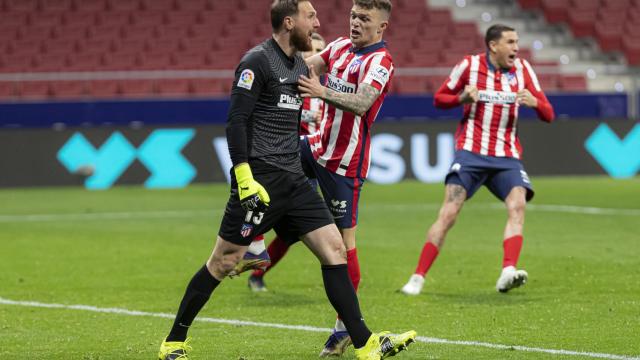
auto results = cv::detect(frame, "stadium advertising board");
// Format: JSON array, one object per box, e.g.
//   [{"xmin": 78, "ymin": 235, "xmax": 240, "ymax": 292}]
[{"xmin": 0, "ymin": 120, "xmax": 637, "ymax": 189}]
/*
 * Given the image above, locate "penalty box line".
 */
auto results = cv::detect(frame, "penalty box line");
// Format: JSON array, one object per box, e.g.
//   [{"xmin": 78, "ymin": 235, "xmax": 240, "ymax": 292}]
[{"xmin": 0, "ymin": 297, "xmax": 638, "ymax": 360}]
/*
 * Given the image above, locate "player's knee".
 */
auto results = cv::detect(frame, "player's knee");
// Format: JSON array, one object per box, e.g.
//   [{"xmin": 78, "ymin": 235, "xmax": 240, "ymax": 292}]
[
  {"xmin": 506, "ymin": 198, "xmax": 526, "ymax": 218},
  {"xmin": 440, "ymin": 206, "xmax": 460, "ymax": 227},
  {"xmin": 325, "ymin": 233, "xmax": 347, "ymax": 264},
  {"xmin": 208, "ymin": 252, "xmax": 242, "ymax": 277}
]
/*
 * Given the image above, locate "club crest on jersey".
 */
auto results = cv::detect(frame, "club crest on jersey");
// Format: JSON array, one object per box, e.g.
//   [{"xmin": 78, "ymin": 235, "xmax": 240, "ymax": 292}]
[
  {"xmin": 277, "ymin": 93, "xmax": 303, "ymax": 110},
  {"xmin": 326, "ymin": 74, "xmax": 356, "ymax": 94},
  {"xmin": 240, "ymin": 223, "xmax": 254, "ymax": 238},
  {"xmin": 237, "ymin": 69, "xmax": 255, "ymax": 90},
  {"xmin": 349, "ymin": 58, "xmax": 363, "ymax": 74},
  {"xmin": 507, "ymin": 72, "xmax": 517, "ymax": 86}
]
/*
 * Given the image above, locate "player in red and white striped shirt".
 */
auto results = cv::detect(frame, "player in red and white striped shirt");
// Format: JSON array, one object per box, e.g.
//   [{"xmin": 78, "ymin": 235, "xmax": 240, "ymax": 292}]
[
  {"xmin": 401, "ymin": 24, "xmax": 555, "ymax": 296},
  {"xmin": 296, "ymin": 1, "xmax": 394, "ymax": 354}
]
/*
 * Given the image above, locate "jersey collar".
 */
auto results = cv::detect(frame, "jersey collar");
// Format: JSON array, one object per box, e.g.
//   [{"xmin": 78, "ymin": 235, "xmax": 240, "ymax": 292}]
[
  {"xmin": 485, "ymin": 51, "xmax": 514, "ymax": 73},
  {"xmin": 350, "ymin": 40, "xmax": 386, "ymax": 55}
]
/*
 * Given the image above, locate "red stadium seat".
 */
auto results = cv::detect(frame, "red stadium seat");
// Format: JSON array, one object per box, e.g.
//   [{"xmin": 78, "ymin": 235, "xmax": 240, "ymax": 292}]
[
  {"xmin": 107, "ymin": 0, "xmax": 142, "ymax": 12},
  {"xmin": 541, "ymin": 0, "xmax": 570, "ymax": 23},
  {"xmin": 130, "ymin": 11, "xmax": 165, "ymax": 26},
  {"xmin": 4, "ymin": 0, "xmax": 38, "ymax": 12},
  {"xmin": 559, "ymin": 75, "xmax": 587, "ymax": 91},
  {"xmin": 536, "ymin": 73, "xmax": 560, "ymax": 91},
  {"xmin": 50, "ymin": 81, "xmax": 87, "ymax": 98},
  {"xmin": 175, "ymin": 0, "xmax": 212, "ymax": 11},
  {"xmin": 101, "ymin": 52, "xmax": 139, "ymax": 70},
  {"xmin": 41, "ymin": 0, "xmax": 73, "ymax": 12},
  {"xmin": 623, "ymin": 35, "xmax": 640, "ymax": 65},
  {"xmin": 518, "ymin": 0, "xmax": 542, "ymax": 9},
  {"xmin": 113, "ymin": 39, "xmax": 146, "ymax": 53},
  {"xmin": 73, "ymin": 0, "xmax": 108, "ymax": 12},
  {"xmin": 137, "ymin": 53, "xmax": 173, "ymax": 70},
  {"xmin": 568, "ymin": 9, "xmax": 597, "ymax": 38},
  {"xmin": 69, "ymin": 53, "xmax": 102, "ymax": 71},
  {"xmin": 32, "ymin": 55, "xmax": 69, "ymax": 72},
  {"xmin": 571, "ymin": 0, "xmax": 600, "ymax": 10},
  {"xmin": 17, "ymin": 81, "xmax": 52, "ymax": 99},
  {"xmin": 78, "ymin": 40, "xmax": 114, "ymax": 54},
  {"xmin": 156, "ymin": 79, "xmax": 190, "ymax": 96},
  {"xmin": 393, "ymin": 76, "xmax": 429, "ymax": 95},
  {"xmin": 96, "ymin": 12, "xmax": 132, "ymax": 27},
  {"xmin": 0, "ymin": 82, "xmax": 17, "ymax": 100},
  {"xmin": 140, "ymin": 0, "xmax": 176, "ymax": 11},
  {"xmin": 121, "ymin": 25, "xmax": 156, "ymax": 41},
  {"xmin": 602, "ymin": 0, "xmax": 631, "ymax": 9},
  {"xmin": 118, "ymin": 80, "xmax": 155, "ymax": 97},
  {"xmin": 42, "ymin": 40, "xmax": 78, "ymax": 56},
  {"xmin": 190, "ymin": 78, "xmax": 230, "ymax": 96},
  {"xmin": 87, "ymin": 80, "xmax": 119, "ymax": 97},
  {"xmin": 596, "ymin": 22, "xmax": 624, "ymax": 52},
  {"xmin": 171, "ymin": 53, "xmax": 209, "ymax": 69},
  {"xmin": 164, "ymin": 11, "xmax": 199, "ymax": 25}
]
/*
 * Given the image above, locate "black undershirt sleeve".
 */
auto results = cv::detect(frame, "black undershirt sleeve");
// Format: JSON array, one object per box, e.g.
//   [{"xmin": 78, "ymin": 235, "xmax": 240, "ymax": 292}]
[{"xmin": 226, "ymin": 51, "xmax": 267, "ymax": 166}]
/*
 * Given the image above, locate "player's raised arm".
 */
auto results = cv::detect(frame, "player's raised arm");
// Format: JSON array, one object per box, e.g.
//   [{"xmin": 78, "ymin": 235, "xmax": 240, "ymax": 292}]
[
  {"xmin": 305, "ymin": 53, "xmax": 328, "ymax": 75},
  {"xmin": 519, "ymin": 59, "xmax": 555, "ymax": 123},
  {"xmin": 434, "ymin": 57, "xmax": 472, "ymax": 109}
]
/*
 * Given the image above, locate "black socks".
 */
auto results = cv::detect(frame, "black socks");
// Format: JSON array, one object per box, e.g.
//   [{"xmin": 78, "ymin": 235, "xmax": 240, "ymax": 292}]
[
  {"xmin": 166, "ymin": 265, "xmax": 221, "ymax": 342},
  {"xmin": 321, "ymin": 264, "xmax": 372, "ymax": 348}
]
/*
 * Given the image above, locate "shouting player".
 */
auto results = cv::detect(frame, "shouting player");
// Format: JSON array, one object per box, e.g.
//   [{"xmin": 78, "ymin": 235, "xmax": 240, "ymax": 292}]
[
  {"xmin": 247, "ymin": 32, "xmax": 327, "ymax": 293},
  {"xmin": 400, "ymin": 24, "xmax": 555, "ymax": 296},
  {"xmin": 158, "ymin": 1, "xmax": 415, "ymax": 359}
]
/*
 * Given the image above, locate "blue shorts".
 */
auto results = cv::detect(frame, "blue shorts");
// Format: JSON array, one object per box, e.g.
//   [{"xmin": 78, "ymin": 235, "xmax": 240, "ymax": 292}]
[
  {"xmin": 445, "ymin": 150, "xmax": 534, "ymax": 201},
  {"xmin": 300, "ymin": 136, "xmax": 364, "ymax": 228}
]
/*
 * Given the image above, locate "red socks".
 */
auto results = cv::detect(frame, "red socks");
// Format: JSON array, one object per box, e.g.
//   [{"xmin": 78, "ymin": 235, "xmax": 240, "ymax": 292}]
[
  {"xmin": 414, "ymin": 242, "xmax": 439, "ymax": 277},
  {"xmin": 346, "ymin": 248, "xmax": 361, "ymax": 292},
  {"xmin": 251, "ymin": 235, "xmax": 290, "ymax": 277},
  {"xmin": 502, "ymin": 235, "xmax": 523, "ymax": 268}
]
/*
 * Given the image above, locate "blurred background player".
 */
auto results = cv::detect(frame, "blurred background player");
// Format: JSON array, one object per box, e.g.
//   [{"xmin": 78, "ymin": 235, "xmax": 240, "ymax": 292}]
[
  {"xmin": 400, "ymin": 24, "xmax": 555, "ymax": 296},
  {"xmin": 247, "ymin": 32, "xmax": 327, "ymax": 293}
]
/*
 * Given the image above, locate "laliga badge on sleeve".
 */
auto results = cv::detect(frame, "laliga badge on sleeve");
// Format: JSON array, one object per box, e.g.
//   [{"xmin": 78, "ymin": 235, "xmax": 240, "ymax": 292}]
[{"xmin": 237, "ymin": 69, "xmax": 255, "ymax": 90}]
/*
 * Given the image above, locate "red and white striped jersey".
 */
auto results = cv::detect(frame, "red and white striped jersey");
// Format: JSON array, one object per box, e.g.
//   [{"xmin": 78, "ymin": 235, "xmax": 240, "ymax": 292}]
[
  {"xmin": 307, "ymin": 37, "xmax": 394, "ymax": 178},
  {"xmin": 435, "ymin": 53, "xmax": 554, "ymax": 159},
  {"xmin": 300, "ymin": 97, "xmax": 324, "ymax": 135}
]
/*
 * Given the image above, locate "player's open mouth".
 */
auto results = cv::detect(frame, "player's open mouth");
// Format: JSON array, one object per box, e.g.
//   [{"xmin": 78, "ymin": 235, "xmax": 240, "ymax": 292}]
[
  {"xmin": 351, "ymin": 29, "xmax": 361, "ymax": 37},
  {"xmin": 508, "ymin": 54, "xmax": 516, "ymax": 60}
]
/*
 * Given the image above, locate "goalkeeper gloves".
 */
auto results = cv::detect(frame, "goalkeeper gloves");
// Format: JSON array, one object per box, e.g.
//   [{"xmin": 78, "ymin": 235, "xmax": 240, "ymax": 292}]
[{"xmin": 234, "ymin": 163, "xmax": 270, "ymax": 212}]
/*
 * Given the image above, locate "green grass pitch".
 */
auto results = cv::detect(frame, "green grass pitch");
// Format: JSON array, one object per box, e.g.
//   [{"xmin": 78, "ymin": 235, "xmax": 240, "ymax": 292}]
[{"xmin": 0, "ymin": 177, "xmax": 638, "ymax": 359}]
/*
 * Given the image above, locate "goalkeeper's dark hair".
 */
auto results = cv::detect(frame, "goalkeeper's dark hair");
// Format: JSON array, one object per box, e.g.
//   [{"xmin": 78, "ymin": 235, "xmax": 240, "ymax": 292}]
[
  {"xmin": 485, "ymin": 24, "xmax": 516, "ymax": 48},
  {"xmin": 271, "ymin": 0, "xmax": 309, "ymax": 30},
  {"xmin": 353, "ymin": 0, "xmax": 392, "ymax": 15}
]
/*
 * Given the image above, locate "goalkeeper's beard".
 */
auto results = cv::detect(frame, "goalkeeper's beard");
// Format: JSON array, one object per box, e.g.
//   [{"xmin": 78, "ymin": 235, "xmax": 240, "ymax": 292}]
[{"xmin": 291, "ymin": 27, "xmax": 312, "ymax": 52}]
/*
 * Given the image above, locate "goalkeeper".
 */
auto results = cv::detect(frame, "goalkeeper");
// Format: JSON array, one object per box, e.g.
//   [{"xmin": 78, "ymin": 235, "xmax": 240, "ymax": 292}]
[{"xmin": 157, "ymin": 1, "xmax": 415, "ymax": 359}]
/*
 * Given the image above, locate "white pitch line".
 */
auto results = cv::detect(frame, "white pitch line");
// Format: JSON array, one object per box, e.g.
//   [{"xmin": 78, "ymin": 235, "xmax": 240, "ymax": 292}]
[
  {"xmin": 0, "ymin": 297, "xmax": 638, "ymax": 360},
  {"xmin": 0, "ymin": 203, "xmax": 638, "ymax": 223}
]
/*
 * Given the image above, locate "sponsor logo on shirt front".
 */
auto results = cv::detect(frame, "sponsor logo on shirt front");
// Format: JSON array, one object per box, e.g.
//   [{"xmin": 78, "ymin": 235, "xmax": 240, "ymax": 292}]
[
  {"xmin": 478, "ymin": 90, "xmax": 517, "ymax": 104},
  {"xmin": 277, "ymin": 93, "xmax": 303, "ymax": 110},
  {"xmin": 326, "ymin": 74, "xmax": 356, "ymax": 94}
]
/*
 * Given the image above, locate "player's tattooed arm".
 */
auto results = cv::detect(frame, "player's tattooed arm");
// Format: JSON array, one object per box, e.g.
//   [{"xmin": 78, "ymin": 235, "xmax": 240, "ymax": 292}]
[
  {"xmin": 322, "ymin": 83, "xmax": 380, "ymax": 117},
  {"xmin": 298, "ymin": 65, "xmax": 380, "ymax": 117}
]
